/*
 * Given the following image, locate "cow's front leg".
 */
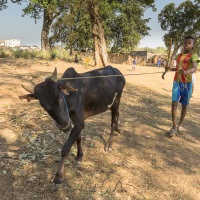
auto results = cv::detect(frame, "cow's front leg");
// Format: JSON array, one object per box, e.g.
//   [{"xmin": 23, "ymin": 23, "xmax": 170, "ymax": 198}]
[
  {"xmin": 54, "ymin": 124, "xmax": 84, "ymax": 184},
  {"xmin": 75, "ymin": 134, "xmax": 84, "ymax": 163}
]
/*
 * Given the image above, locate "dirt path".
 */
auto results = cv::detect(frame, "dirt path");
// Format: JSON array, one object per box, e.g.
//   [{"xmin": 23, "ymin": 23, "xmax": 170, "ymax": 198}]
[{"xmin": 0, "ymin": 58, "xmax": 200, "ymax": 200}]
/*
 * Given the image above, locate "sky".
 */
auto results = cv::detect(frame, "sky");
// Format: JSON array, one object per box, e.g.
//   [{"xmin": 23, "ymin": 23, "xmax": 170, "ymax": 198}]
[{"xmin": 0, "ymin": 0, "xmax": 192, "ymax": 48}]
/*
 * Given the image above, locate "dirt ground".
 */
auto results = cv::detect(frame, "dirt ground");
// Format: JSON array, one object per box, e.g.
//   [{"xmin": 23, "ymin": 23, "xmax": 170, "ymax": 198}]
[{"xmin": 0, "ymin": 58, "xmax": 200, "ymax": 200}]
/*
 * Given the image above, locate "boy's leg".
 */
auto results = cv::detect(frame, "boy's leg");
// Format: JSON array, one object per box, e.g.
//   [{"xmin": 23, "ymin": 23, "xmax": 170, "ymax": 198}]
[
  {"xmin": 178, "ymin": 104, "xmax": 187, "ymax": 132},
  {"xmin": 168, "ymin": 81, "xmax": 179, "ymax": 137},
  {"xmin": 172, "ymin": 101, "xmax": 178, "ymax": 129},
  {"xmin": 192, "ymin": 83, "xmax": 194, "ymax": 97},
  {"xmin": 168, "ymin": 101, "xmax": 178, "ymax": 137},
  {"xmin": 178, "ymin": 82, "xmax": 192, "ymax": 133}
]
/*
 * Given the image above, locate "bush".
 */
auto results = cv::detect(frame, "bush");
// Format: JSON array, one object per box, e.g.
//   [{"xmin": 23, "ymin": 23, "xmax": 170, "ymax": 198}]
[
  {"xmin": 12, "ymin": 49, "xmax": 23, "ymax": 58},
  {"xmin": 50, "ymin": 48, "xmax": 69, "ymax": 60},
  {"xmin": 0, "ymin": 47, "xmax": 83, "ymax": 62},
  {"xmin": 36, "ymin": 50, "xmax": 51, "ymax": 59},
  {"xmin": 0, "ymin": 49, "xmax": 7, "ymax": 58}
]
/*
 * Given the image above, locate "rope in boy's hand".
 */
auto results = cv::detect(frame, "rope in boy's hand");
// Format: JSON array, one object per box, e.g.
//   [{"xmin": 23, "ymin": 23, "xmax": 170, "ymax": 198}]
[{"xmin": 162, "ymin": 38, "xmax": 172, "ymax": 80}]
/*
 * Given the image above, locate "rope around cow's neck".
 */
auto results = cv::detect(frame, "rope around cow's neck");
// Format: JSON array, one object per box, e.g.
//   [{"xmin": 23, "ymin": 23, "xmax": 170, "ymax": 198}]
[
  {"xmin": 58, "ymin": 72, "xmax": 163, "ymax": 80},
  {"xmin": 60, "ymin": 91, "xmax": 72, "ymax": 130},
  {"xmin": 49, "ymin": 91, "xmax": 71, "ymax": 132}
]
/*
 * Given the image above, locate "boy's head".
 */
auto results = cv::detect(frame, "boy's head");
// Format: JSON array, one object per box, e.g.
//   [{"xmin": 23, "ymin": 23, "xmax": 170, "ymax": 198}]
[{"xmin": 183, "ymin": 36, "xmax": 195, "ymax": 52}]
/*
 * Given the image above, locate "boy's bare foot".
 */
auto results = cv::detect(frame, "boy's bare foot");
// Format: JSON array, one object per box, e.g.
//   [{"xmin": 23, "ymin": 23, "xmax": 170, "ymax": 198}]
[
  {"xmin": 177, "ymin": 126, "xmax": 188, "ymax": 134},
  {"xmin": 167, "ymin": 128, "xmax": 177, "ymax": 137}
]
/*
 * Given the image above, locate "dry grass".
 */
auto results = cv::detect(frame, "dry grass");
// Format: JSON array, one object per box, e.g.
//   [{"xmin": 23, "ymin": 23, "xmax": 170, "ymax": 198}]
[{"xmin": 0, "ymin": 58, "xmax": 200, "ymax": 200}]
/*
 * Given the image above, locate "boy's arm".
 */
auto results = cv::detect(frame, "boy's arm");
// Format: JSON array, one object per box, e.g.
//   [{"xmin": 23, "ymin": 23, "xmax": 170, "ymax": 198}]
[
  {"xmin": 180, "ymin": 54, "xmax": 198, "ymax": 75},
  {"xmin": 184, "ymin": 61, "xmax": 197, "ymax": 75}
]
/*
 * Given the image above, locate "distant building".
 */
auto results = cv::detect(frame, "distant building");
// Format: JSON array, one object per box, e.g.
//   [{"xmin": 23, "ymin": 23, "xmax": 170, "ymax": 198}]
[
  {"xmin": 130, "ymin": 51, "xmax": 147, "ymax": 66},
  {"xmin": 0, "ymin": 40, "xmax": 5, "ymax": 46},
  {"xmin": 0, "ymin": 39, "xmax": 20, "ymax": 47}
]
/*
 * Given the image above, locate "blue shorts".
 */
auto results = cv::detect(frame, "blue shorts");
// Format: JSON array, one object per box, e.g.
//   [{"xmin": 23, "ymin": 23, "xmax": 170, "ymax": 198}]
[{"xmin": 172, "ymin": 81, "xmax": 192, "ymax": 105}]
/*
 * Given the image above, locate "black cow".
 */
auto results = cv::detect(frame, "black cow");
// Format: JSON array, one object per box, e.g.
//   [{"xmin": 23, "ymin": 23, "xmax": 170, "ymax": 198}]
[{"xmin": 20, "ymin": 66, "xmax": 125, "ymax": 184}]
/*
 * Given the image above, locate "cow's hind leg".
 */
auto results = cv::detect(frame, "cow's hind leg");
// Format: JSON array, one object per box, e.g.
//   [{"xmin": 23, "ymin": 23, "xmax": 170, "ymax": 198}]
[
  {"xmin": 114, "ymin": 109, "xmax": 121, "ymax": 133},
  {"xmin": 105, "ymin": 94, "xmax": 121, "ymax": 151},
  {"xmin": 112, "ymin": 94, "xmax": 122, "ymax": 133}
]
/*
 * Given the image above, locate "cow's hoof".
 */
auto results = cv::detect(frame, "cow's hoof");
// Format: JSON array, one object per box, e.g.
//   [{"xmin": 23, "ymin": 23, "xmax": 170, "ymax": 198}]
[
  {"xmin": 75, "ymin": 157, "xmax": 82, "ymax": 165},
  {"xmin": 52, "ymin": 183, "xmax": 62, "ymax": 191},
  {"xmin": 76, "ymin": 160, "xmax": 82, "ymax": 165},
  {"xmin": 75, "ymin": 154, "xmax": 83, "ymax": 162},
  {"xmin": 104, "ymin": 146, "xmax": 112, "ymax": 152},
  {"xmin": 53, "ymin": 173, "xmax": 63, "ymax": 185},
  {"xmin": 115, "ymin": 128, "xmax": 121, "ymax": 133}
]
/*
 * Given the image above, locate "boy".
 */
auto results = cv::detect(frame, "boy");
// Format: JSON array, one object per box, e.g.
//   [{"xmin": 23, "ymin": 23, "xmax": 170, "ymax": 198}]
[
  {"xmin": 157, "ymin": 57, "xmax": 161, "ymax": 67},
  {"xmin": 168, "ymin": 36, "xmax": 198, "ymax": 137},
  {"xmin": 132, "ymin": 59, "xmax": 137, "ymax": 71}
]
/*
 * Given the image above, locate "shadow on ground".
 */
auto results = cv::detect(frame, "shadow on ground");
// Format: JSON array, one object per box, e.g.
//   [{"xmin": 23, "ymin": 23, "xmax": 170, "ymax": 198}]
[{"xmin": 0, "ymin": 59, "xmax": 200, "ymax": 200}]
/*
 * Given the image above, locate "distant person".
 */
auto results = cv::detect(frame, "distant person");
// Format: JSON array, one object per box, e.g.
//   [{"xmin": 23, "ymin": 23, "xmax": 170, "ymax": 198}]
[
  {"xmin": 157, "ymin": 57, "xmax": 161, "ymax": 67},
  {"xmin": 74, "ymin": 55, "xmax": 79, "ymax": 63},
  {"xmin": 132, "ymin": 59, "xmax": 137, "ymax": 71},
  {"xmin": 167, "ymin": 35, "xmax": 198, "ymax": 137},
  {"xmin": 85, "ymin": 56, "xmax": 90, "ymax": 65}
]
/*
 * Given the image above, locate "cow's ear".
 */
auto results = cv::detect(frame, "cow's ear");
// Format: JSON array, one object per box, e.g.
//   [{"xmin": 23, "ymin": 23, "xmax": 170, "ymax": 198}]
[
  {"xmin": 19, "ymin": 94, "xmax": 37, "ymax": 102},
  {"xmin": 58, "ymin": 83, "xmax": 78, "ymax": 92},
  {"xmin": 61, "ymin": 90, "xmax": 70, "ymax": 95}
]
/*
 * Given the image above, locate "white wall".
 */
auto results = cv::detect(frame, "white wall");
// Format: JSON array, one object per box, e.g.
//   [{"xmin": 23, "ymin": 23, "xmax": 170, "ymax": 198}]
[{"xmin": 5, "ymin": 39, "xmax": 20, "ymax": 47}]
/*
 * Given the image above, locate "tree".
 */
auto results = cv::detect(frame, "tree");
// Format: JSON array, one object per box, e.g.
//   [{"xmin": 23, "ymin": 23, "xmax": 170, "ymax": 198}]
[
  {"xmin": 83, "ymin": 0, "xmax": 156, "ymax": 67},
  {"xmin": 158, "ymin": 0, "xmax": 200, "ymax": 64},
  {"xmin": 104, "ymin": 0, "xmax": 155, "ymax": 53},
  {"xmin": 51, "ymin": 0, "xmax": 93, "ymax": 54},
  {"xmin": 1, "ymin": 0, "xmax": 69, "ymax": 51},
  {"xmin": 22, "ymin": 0, "xmax": 67, "ymax": 51},
  {"xmin": 51, "ymin": 0, "xmax": 156, "ymax": 67},
  {"xmin": 2, "ymin": 0, "xmax": 156, "ymax": 66},
  {"xmin": 85, "ymin": 0, "xmax": 108, "ymax": 67},
  {"xmin": 0, "ymin": 0, "xmax": 7, "ymax": 11},
  {"xmin": 0, "ymin": 0, "xmax": 22, "ymax": 11}
]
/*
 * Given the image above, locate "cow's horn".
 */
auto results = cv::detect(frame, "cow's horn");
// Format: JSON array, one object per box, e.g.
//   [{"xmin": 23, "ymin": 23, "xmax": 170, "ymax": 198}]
[
  {"xmin": 21, "ymin": 84, "xmax": 34, "ymax": 94},
  {"xmin": 50, "ymin": 67, "xmax": 57, "ymax": 81}
]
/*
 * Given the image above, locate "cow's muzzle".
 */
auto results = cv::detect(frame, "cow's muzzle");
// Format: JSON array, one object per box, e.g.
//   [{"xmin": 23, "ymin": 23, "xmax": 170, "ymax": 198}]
[
  {"xmin": 60, "ymin": 123, "xmax": 72, "ymax": 133},
  {"xmin": 56, "ymin": 122, "xmax": 72, "ymax": 133}
]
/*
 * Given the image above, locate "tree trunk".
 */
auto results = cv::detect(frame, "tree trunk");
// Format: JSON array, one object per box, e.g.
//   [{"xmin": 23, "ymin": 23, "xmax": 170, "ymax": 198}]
[
  {"xmin": 88, "ymin": 2, "xmax": 108, "ymax": 67},
  {"xmin": 41, "ymin": 10, "xmax": 54, "ymax": 51},
  {"xmin": 170, "ymin": 44, "xmax": 181, "ymax": 66},
  {"xmin": 69, "ymin": 47, "xmax": 73, "ymax": 55}
]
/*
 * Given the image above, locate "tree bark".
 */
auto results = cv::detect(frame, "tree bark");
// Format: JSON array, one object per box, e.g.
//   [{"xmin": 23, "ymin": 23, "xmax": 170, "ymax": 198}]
[
  {"xmin": 41, "ymin": 10, "xmax": 54, "ymax": 51},
  {"xmin": 88, "ymin": 2, "xmax": 108, "ymax": 67},
  {"xmin": 170, "ymin": 44, "xmax": 181, "ymax": 66}
]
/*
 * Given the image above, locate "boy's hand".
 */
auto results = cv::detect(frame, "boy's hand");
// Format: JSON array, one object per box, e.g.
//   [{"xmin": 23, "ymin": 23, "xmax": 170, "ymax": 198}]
[{"xmin": 179, "ymin": 69, "xmax": 186, "ymax": 75}]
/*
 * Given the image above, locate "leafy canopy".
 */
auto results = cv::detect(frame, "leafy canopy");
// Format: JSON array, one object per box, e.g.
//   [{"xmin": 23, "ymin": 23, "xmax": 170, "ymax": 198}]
[
  {"xmin": 51, "ymin": 0, "xmax": 156, "ymax": 52},
  {"xmin": 158, "ymin": 0, "xmax": 200, "ymax": 52}
]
